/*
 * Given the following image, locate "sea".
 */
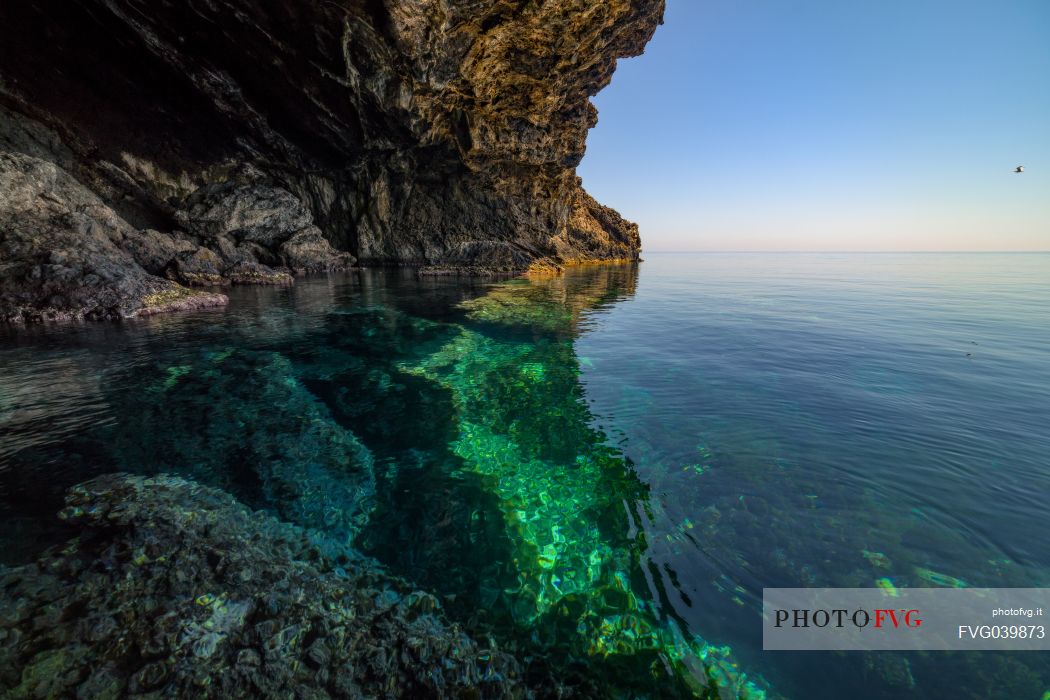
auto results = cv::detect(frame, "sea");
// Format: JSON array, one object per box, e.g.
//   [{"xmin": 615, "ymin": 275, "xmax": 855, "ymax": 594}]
[{"xmin": 2, "ymin": 252, "xmax": 1048, "ymax": 699}]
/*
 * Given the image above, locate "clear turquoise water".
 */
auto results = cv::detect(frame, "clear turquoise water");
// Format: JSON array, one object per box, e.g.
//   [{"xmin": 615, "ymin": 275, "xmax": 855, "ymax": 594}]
[{"xmin": 1, "ymin": 253, "xmax": 1048, "ymax": 698}]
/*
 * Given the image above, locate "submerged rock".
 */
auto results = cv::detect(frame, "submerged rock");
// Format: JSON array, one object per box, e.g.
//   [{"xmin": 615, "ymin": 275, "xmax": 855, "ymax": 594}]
[
  {"xmin": 108, "ymin": 349, "xmax": 376, "ymax": 546},
  {"xmin": 0, "ymin": 474, "xmax": 524, "ymax": 698}
]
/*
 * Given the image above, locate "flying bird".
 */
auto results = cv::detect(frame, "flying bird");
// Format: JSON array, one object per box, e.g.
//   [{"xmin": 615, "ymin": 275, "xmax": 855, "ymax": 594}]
[{"xmin": 1014, "ymin": 165, "xmax": 1024, "ymax": 173}]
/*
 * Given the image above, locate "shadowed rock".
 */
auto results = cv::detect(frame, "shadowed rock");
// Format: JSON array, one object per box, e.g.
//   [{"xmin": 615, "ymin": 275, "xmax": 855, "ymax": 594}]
[{"xmin": 0, "ymin": 152, "xmax": 228, "ymax": 322}]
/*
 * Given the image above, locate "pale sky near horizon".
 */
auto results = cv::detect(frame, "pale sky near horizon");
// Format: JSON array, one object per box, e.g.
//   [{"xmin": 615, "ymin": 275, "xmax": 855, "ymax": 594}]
[{"xmin": 577, "ymin": 0, "xmax": 1050, "ymax": 252}]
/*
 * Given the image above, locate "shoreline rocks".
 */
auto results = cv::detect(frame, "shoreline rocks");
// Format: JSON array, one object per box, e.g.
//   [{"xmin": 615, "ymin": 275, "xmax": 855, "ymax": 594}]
[
  {"xmin": 0, "ymin": 148, "xmax": 356, "ymax": 322},
  {"xmin": 0, "ymin": 152, "xmax": 229, "ymax": 323},
  {"xmin": 0, "ymin": 474, "xmax": 524, "ymax": 699}
]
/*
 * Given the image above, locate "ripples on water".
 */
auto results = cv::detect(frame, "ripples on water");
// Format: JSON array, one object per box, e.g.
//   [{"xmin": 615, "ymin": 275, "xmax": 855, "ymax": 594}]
[{"xmin": 1, "ymin": 254, "xmax": 1048, "ymax": 698}]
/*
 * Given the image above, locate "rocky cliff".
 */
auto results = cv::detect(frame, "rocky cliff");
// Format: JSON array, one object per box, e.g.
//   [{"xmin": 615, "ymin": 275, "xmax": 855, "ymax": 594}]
[{"xmin": 0, "ymin": 0, "xmax": 662, "ymax": 321}]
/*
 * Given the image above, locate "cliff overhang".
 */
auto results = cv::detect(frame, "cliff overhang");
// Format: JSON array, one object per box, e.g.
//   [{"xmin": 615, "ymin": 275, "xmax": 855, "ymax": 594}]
[{"xmin": 0, "ymin": 0, "xmax": 663, "ymax": 322}]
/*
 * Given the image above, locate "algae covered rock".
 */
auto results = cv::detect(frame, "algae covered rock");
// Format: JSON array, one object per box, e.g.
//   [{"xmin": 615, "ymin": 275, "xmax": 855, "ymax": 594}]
[
  {"xmin": 0, "ymin": 474, "xmax": 524, "ymax": 698},
  {"xmin": 224, "ymin": 261, "xmax": 294, "ymax": 286}
]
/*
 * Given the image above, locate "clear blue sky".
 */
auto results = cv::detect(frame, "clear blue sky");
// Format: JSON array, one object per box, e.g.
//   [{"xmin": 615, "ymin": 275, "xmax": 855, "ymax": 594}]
[{"xmin": 578, "ymin": 0, "xmax": 1050, "ymax": 251}]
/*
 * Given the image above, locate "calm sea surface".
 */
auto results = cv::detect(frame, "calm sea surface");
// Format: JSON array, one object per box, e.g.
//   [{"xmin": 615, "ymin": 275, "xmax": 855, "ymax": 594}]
[{"xmin": 2, "ymin": 253, "xmax": 1048, "ymax": 698}]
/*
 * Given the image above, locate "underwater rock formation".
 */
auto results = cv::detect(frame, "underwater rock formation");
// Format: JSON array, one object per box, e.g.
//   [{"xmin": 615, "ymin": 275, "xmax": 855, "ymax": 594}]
[
  {"xmin": 0, "ymin": 0, "xmax": 662, "ymax": 321},
  {"xmin": 0, "ymin": 474, "xmax": 523, "ymax": 699},
  {"xmin": 394, "ymin": 272, "xmax": 771, "ymax": 699},
  {"xmin": 108, "ymin": 348, "xmax": 377, "ymax": 546}
]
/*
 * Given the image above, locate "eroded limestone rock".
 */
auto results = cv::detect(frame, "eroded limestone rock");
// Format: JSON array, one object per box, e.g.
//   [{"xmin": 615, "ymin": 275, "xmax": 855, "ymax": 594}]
[{"xmin": 0, "ymin": 148, "xmax": 352, "ymax": 319}]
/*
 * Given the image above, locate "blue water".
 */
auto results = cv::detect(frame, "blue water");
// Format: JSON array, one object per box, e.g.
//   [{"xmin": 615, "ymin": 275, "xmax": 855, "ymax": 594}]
[
  {"xmin": 1, "ymin": 253, "xmax": 1048, "ymax": 698},
  {"xmin": 575, "ymin": 253, "xmax": 1050, "ymax": 698}
]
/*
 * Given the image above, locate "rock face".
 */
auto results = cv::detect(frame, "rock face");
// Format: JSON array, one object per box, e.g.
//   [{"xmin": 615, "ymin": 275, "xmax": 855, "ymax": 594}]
[
  {"xmin": 0, "ymin": 152, "xmax": 228, "ymax": 322},
  {"xmin": 0, "ymin": 0, "xmax": 662, "ymax": 320},
  {"xmin": 0, "ymin": 474, "xmax": 523, "ymax": 698}
]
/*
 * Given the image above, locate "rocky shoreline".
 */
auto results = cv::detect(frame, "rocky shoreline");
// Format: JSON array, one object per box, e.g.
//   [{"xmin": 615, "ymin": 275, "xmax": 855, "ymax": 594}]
[
  {"xmin": 0, "ymin": 474, "xmax": 524, "ymax": 698},
  {"xmin": 0, "ymin": 0, "xmax": 663, "ymax": 323},
  {"xmin": 0, "ymin": 146, "xmax": 353, "ymax": 323}
]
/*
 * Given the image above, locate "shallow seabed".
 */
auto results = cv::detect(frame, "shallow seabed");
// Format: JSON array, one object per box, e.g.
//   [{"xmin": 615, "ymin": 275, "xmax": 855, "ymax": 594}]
[{"xmin": 2, "ymin": 253, "xmax": 1049, "ymax": 699}]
